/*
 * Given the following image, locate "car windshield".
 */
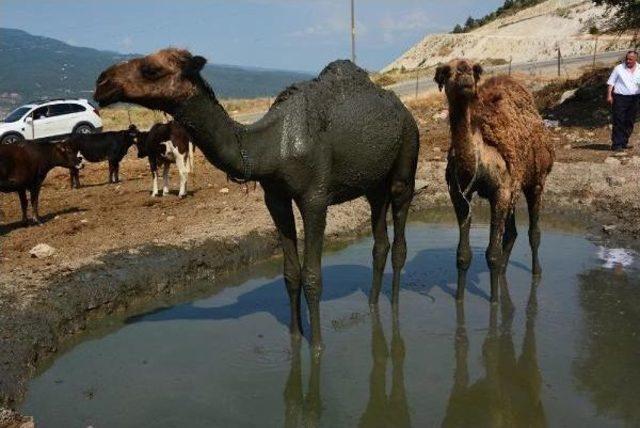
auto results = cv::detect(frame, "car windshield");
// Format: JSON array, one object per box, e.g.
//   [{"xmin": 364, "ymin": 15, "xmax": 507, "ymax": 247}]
[{"xmin": 3, "ymin": 107, "xmax": 32, "ymax": 123}]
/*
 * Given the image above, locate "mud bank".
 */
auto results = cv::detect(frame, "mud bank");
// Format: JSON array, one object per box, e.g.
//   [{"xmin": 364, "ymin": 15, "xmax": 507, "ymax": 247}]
[{"xmin": 1, "ymin": 160, "xmax": 639, "ymax": 423}]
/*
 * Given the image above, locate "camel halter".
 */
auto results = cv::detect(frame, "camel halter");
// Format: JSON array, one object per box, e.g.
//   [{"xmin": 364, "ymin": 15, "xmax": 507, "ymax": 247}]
[{"xmin": 451, "ymin": 142, "xmax": 480, "ymax": 222}]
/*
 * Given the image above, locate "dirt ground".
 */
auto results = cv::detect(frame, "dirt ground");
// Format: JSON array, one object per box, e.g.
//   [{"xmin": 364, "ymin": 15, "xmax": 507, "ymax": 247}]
[{"xmin": 1, "ymin": 92, "xmax": 639, "ymax": 292}]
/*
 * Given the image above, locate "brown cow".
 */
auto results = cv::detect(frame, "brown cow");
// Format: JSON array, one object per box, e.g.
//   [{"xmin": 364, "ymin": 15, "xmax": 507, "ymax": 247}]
[{"xmin": 0, "ymin": 141, "xmax": 83, "ymax": 225}]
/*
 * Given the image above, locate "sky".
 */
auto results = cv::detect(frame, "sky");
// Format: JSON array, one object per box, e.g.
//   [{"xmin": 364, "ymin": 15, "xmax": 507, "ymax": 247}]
[{"xmin": 0, "ymin": 0, "xmax": 503, "ymax": 73}]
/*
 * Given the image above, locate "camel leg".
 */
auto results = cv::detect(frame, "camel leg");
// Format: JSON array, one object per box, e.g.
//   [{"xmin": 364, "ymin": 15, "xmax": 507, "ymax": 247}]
[
  {"xmin": 299, "ymin": 200, "xmax": 328, "ymax": 354},
  {"xmin": 500, "ymin": 211, "xmax": 517, "ymax": 275},
  {"xmin": 448, "ymin": 184, "xmax": 472, "ymax": 301},
  {"xmin": 264, "ymin": 190, "xmax": 303, "ymax": 337},
  {"xmin": 366, "ymin": 190, "xmax": 390, "ymax": 305},
  {"xmin": 18, "ymin": 190, "xmax": 28, "ymax": 225},
  {"xmin": 526, "ymin": 185, "xmax": 543, "ymax": 276},
  {"xmin": 390, "ymin": 181, "xmax": 412, "ymax": 306},
  {"xmin": 487, "ymin": 190, "xmax": 511, "ymax": 303}
]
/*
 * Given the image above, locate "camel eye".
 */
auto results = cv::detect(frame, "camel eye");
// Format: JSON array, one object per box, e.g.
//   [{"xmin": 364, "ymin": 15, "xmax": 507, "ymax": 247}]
[{"xmin": 141, "ymin": 64, "xmax": 164, "ymax": 80}]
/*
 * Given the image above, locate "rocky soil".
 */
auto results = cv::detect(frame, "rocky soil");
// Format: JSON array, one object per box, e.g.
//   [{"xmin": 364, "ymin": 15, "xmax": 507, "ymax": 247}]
[{"xmin": 382, "ymin": 0, "xmax": 631, "ymax": 72}]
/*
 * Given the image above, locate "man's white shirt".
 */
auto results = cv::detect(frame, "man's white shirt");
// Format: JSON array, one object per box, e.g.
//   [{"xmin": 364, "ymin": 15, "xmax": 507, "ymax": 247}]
[{"xmin": 607, "ymin": 63, "xmax": 640, "ymax": 95}]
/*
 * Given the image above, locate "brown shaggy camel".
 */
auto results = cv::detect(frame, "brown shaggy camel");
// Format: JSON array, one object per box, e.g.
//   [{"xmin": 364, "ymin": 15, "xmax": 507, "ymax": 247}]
[
  {"xmin": 434, "ymin": 59, "xmax": 554, "ymax": 303},
  {"xmin": 94, "ymin": 48, "xmax": 419, "ymax": 352}
]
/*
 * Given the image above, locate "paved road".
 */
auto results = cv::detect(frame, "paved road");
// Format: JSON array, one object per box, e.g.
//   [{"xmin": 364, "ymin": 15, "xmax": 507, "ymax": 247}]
[
  {"xmin": 388, "ymin": 50, "xmax": 627, "ymax": 97},
  {"xmin": 232, "ymin": 50, "xmax": 627, "ymax": 122}
]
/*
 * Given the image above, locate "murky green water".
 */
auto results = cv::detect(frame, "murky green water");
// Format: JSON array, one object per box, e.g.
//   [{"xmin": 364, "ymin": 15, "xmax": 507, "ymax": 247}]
[{"xmin": 21, "ymin": 214, "xmax": 640, "ymax": 427}]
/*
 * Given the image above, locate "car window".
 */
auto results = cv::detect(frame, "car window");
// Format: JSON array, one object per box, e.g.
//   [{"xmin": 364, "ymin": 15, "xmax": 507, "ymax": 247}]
[
  {"xmin": 48, "ymin": 104, "xmax": 71, "ymax": 117},
  {"xmin": 67, "ymin": 104, "xmax": 87, "ymax": 113},
  {"xmin": 32, "ymin": 106, "xmax": 49, "ymax": 120},
  {"xmin": 3, "ymin": 107, "xmax": 31, "ymax": 123}
]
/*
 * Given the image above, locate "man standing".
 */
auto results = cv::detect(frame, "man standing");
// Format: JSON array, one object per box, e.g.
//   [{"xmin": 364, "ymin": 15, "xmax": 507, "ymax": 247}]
[{"xmin": 607, "ymin": 50, "xmax": 640, "ymax": 151}]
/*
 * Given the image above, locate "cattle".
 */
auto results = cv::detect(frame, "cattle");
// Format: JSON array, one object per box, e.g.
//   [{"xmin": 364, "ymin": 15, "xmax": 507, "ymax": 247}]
[
  {"xmin": 66, "ymin": 125, "xmax": 140, "ymax": 188},
  {"xmin": 136, "ymin": 122, "xmax": 194, "ymax": 198},
  {"xmin": 0, "ymin": 141, "xmax": 83, "ymax": 225}
]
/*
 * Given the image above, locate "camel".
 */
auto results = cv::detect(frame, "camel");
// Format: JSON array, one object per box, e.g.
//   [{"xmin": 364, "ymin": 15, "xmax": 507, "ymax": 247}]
[
  {"xmin": 443, "ymin": 278, "xmax": 545, "ymax": 427},
  {"xmin": 434, "ymin": 58, "xmax": 554, "ymax": 303},
  {"xmin": 94, "ymin": 48, "xmax": 420, "ymax": 351}
]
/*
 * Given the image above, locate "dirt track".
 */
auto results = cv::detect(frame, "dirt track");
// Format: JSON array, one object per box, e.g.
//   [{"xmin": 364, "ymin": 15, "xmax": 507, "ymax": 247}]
[{"xmin": 2, "ymin": 95, "xmax": 640, "ymax": 424}]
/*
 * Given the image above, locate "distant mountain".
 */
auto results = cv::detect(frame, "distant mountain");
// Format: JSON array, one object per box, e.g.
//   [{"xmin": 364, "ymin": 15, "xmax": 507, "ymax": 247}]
[{"xmin": 0, "ymin": 28, "xmax": 313, "ymax": 109}]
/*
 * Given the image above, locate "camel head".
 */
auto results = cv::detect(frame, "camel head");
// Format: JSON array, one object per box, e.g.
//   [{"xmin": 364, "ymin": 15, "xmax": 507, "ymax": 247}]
[
  {"xmin": 434, "ymin": 59, "xmax": 483, "ymax": 100},
  {"xmin": 93, "ymin": 48, "xmax": 208, "ymax": 112}
]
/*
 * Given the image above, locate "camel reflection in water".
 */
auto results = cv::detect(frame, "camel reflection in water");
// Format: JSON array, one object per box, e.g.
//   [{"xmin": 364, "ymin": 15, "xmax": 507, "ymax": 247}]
[
  {"xmin": 283, "ymin": 306, "xmax": 411, "ymax": 428},
  {"xmin": 358, "ymin": 307, "xmax": 411, "ymax": 428},
  {"xmin": 443, "ymin": 277, "xmax": 546, "ymax": 428},
  {"xmin": 283, "ymin": 339, "xmax": 322, "ymax": 428}
]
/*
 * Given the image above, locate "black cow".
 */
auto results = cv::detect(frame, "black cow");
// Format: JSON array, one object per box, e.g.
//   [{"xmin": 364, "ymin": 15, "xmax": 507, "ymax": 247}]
[
  {"xmin": 66, "ymin": 125, "xmax": 140, "ymax": 188},
  {"xmin": 0, "ymin": 141, "xmax": 83, "ymax": 225}
]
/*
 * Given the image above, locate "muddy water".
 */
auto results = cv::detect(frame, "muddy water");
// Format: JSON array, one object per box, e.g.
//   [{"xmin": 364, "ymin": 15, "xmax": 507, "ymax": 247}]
[{"xmin": 21, "ymin": 213, "xmax": 640, "ymax": 427}]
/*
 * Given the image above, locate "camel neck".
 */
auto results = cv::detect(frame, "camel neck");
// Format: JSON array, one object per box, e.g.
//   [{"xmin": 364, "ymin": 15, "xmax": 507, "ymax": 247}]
[
  {"xmin": 448, "ymin": 99, "xmax": 478, "ymax": 172},
  {"xmin": 173, "ymin": 89, "xmax": 274, "ymax": 181}
]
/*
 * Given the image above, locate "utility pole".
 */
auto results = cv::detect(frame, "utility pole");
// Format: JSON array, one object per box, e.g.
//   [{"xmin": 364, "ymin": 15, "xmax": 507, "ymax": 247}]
[
  {"xmin": 592, "ymin": 36, "xmax": 599, "ymax": 70},
  {"xmin": 508, "ymin": 56, "xmax": 512, "ymax": 76},
  {"xmin": 351, "ymin": 0, "xmax": 356, "ymax": 64},
  {"xmin": 557, "ymin": 45, "xmax": 561, "ymax": 77}
]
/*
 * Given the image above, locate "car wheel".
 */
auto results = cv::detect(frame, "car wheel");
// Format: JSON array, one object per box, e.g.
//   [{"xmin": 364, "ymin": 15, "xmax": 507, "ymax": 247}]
[
  {"xmin": 74, "ymin": 124, "xmax": 94, "ymax": 134},
  {"xmin": 1, "ymin": 133, "xmax": 24, "ymax": 144}
]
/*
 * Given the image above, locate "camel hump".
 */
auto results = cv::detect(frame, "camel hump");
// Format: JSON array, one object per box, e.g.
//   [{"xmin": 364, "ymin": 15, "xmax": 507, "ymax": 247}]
[
  {"xmin": 317, "ymin": 60, "xmax": 369, "ymax": 83},
  {"xmin": 269, "ymin": 60, "xmax": 373, "ymax": 111}
]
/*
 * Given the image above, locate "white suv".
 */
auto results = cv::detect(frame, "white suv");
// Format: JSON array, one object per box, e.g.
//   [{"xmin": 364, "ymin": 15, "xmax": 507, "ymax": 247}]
[{"xmin": 0, "ymin": 99, "xmax": 103, "ymax": 144}]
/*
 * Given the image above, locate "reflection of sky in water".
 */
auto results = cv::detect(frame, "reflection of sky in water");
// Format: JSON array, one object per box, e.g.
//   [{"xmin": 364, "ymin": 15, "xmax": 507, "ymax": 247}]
[
  {"xmin": 21, "ymin": 220, "xmax": 639, "ymax": 428},
  {"xmin": 597, "ymin": 247, "xmax": 637, "ymax": 269}
]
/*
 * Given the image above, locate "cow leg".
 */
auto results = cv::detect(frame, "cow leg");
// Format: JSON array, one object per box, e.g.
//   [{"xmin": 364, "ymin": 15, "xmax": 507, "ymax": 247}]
[
  {"xmin": 151, "ymin": 170, "xmax": 159, "ymax": 197},
  {"xmin": 114, "ymin": 162, "xmax": 120, "ymax": 183},
  {"xmin": 18, "ymin": 190, "xmax": 29, "ymax": 225},
  {"xmin": 162, "ymin": 163, "xmax": 170, "ymax": 196},
  {"xmin": 29, "ymin": 184, "xmax": 42, "ymax": 225},
  {"xmin": 108, "ymin": 162, "xmax": 114, "ymax": 184},
  {"xmin": 177, "ymin": 153, "xmax": 188, "ymax": 198},
  {"xmin": 69, "ymin": 168, "xmax": 79, "ymax": 189}
]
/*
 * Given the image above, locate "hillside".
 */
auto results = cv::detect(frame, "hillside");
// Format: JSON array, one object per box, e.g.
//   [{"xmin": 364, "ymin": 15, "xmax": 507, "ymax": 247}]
[
  {"xmin": 382, "ymin": 0, "xmax": 633, "ymax": 72},
  {"xmin": 0, "ymin": 28, "xmax": 312, "ymax": 109}
]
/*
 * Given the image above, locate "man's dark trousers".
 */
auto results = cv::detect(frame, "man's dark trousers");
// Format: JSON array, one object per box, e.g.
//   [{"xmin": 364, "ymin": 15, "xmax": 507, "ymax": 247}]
[{"xmin": 612, "ymin": 93, "xmax": 640, "ymax": 149}]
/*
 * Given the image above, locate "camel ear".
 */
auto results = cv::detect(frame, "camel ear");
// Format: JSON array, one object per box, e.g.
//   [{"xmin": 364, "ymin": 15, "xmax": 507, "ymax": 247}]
[
  {"xmin": 473, "ymin": 64, "xmax": 483, "ymax": 81},
  {"xmin": 434, "ymin": 65, "xmax": 451, "ymax": 92},
  {"xmin": 184, "ymin": 55, "xmax": 207, "ymax": 77}
]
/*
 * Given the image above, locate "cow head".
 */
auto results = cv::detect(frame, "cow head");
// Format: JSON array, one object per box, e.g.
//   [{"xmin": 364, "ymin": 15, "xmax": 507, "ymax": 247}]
[{"xmin": 56, "ymin": 141, "xmax": 85, "ymax": 170}]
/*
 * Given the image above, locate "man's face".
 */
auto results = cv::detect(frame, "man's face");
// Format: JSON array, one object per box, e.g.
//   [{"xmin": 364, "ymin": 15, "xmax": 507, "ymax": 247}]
[{"xmin": 625, "ymin": 53, "xmax": 637, "ymax": 68}]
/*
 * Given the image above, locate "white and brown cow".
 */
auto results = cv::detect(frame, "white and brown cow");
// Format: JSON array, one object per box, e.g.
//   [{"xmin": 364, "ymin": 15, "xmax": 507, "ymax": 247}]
[{"xmin": 136, "ymin": 121, "xmax": 194, "ymax": 197}]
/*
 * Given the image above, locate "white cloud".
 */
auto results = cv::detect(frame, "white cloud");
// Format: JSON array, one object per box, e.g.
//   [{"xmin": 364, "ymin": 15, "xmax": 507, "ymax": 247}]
[{"xmin": 378, "ymin": 10, "xmax": 431, "ymax": 44}]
